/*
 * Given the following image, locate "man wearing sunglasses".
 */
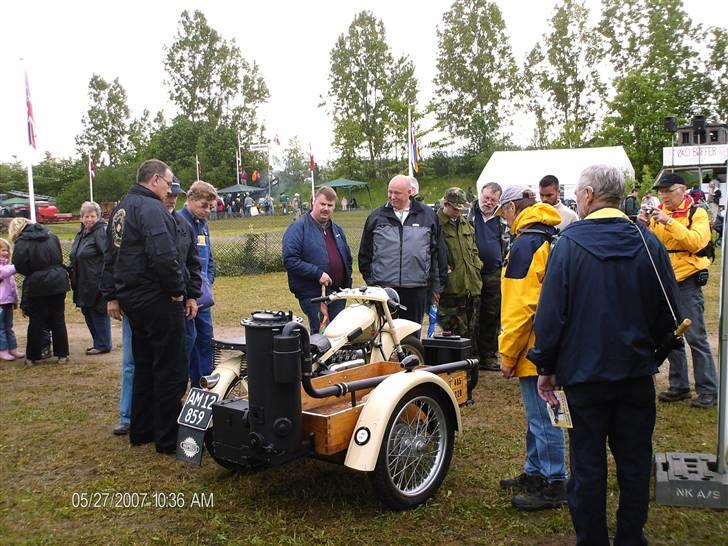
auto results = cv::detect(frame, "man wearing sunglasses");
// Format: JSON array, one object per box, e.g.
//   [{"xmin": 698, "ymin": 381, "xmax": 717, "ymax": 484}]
[{"xmin": 638, "ymin": 172, "xmax": 718, "ymax": 408}]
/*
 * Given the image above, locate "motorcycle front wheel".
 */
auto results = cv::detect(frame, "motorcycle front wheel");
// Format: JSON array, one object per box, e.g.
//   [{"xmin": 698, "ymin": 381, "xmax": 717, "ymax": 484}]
[{"xmin": 391, "ymin": 335, "xmax": 425, "ymax": 364}]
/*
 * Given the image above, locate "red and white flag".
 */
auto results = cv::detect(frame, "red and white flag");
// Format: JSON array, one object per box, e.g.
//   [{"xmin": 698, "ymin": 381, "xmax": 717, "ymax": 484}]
[
  {"xmin": 88, "ymin": 154, "xmax": 96, "ymax": 179},
  {"xmin": 25, "ymin": 71, "xmax": 37, "ymax": 149},
  {"xmin": 274, "ymin": 134, "xmax": 281, "ymax": 146},
  {"xmin": 309, "ymin": 144, "xmax": 315, "ymax": 172}
]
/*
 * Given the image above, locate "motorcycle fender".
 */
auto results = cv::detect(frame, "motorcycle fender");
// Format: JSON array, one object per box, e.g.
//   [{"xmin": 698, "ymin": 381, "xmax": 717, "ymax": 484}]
[
  {"xmin": 380, "ymin": 318, "xmax": 422, "ymax": 358},
  {"xmin": 208, "ymin": 356, "xmax": 241, "ymax": 398},
  {"xmin": 344, "ymin": 370, "xmax": 461, "ymax": 472}
]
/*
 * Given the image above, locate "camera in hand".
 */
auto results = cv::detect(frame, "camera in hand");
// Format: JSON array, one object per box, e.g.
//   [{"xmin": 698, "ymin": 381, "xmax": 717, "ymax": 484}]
[{"xmin": 641, "ymin": 205, "xmax": 654, "ymax": 216}]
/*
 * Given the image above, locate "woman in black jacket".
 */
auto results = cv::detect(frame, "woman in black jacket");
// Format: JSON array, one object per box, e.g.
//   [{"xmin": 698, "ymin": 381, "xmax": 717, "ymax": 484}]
[
  {"xmin": 69, "ymin": 201, "xmax": 111, "ymax": 355},
  {"xmin": 9, "ymin": 217, "xmax": 70, "ymax": 364}
]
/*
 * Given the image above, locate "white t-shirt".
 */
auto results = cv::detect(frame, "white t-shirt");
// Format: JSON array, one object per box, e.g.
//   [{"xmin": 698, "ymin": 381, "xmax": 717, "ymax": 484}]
[{"xmin": 554, "ymin": 201, "xmax": 578, "ymax": 231}]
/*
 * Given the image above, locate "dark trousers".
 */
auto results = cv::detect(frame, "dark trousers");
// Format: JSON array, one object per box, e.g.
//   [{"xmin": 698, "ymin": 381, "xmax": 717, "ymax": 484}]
[
  {"xmin": 478, "ymin": 270, "xmax": 501, "ymax": 362},
  {"xmin": 81, "ymin": 306, "xmax": 112, "ymax": 351},
  {"xmin": 298, "ymin": 297, "xmax": 345, "ymax": 334},
  {"xmin": 25, "ymin": 293, "xmax": 69, "ymax": 360},
  {"xmin": 125, "ymin": 298, "xmax": 187, "ymax": 452},
  {"xmin": 395, "ymin": 287, "xmax": 428, "ymax": 337},
  {"xmin": 566, "ymin": 376, "xmax": 655, "ymax": 546}
]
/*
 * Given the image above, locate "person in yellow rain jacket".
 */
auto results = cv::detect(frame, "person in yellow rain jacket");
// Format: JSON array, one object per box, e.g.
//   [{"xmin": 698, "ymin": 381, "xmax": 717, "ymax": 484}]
[
  {"xmin": 495, "ymin": 185, "xmax": 567, "ymax": 512},
  {"xmin": 639, "ymin": 172, "xmax": 718, "ymax": 408}
]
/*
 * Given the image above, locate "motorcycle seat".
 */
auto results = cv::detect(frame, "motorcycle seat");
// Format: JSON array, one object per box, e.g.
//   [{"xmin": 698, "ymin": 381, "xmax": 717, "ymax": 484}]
[{"xmin": 212, "ymin": 336, "xmax": 247, "ymax": 352}]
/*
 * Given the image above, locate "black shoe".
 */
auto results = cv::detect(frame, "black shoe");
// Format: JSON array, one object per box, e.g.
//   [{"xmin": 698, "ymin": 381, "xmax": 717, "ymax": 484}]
[
  {"xmin": 156, "ymin": 445, "xmax": 176, "ymax": 455},
  {"xmin": 500, "ymin": 472, "xmax": 546, "ymax": 493},
  {"xmin": 690, "ymin": 393, "xmax": 717, "ymax": 408},
  {"xmin": 512, "ymin": 480, "xmax": 567, "ymax": 511},
  {"xmin": 658, "ymin": 388, "xmax": 691, "ymax": 402},
  {"xmin": 113, "ymin": 423, "xmax": 130, "ymax": 436}
]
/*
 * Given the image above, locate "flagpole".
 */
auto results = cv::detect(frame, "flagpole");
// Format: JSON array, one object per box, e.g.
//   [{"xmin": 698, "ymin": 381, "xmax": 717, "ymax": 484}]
[
  {"xmin": 237, "ymin": 137, "xmax": 241, "ymax": 185},
  {"xmin": 22, "ymin": 64, "xmax": 37, "ymax": 223},
  {"xmin": 195, "ymin": 154, "xmax": 200, "ymax": 181},
  {"xmin": 309, "ymin": 143, "xmax": 315, "ymax": 203},
  {"xmin": 88, "ymin": 152, "xmax": 94, "ymax": 202},
  {"xmin": 26, "ymin": 162, "xmax": 37, "ymax": 223},
  {"xmin": 407, "ymin": 107, "xmax": 413, "ymax": 178}
]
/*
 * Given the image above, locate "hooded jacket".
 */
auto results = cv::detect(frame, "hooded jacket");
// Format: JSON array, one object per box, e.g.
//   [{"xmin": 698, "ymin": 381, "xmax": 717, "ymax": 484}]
[
  {"xmin": 69, "ymin": 220, "xmax": 107, "ymax": 311},
  {"xmin": 498, "ymin": 203, "xmax": 561, "ymax": 377},
  {"xmin": 527, "ymin": 208, "xmax": 680, "ymax": 386},
  {"xmin": 12, "ymin": 223, "xmax": 70, "ymax": 310},
  {"xmin": 647, "ymin": 195, "xmax": 711, "ymax": 282}
]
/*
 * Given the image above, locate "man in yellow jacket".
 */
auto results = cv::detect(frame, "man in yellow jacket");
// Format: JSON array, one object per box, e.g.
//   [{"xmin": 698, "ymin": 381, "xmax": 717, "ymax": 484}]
[
  {"xmin": 496, "ymin": 185, "xmax": 567, "ymax": 511},
  {"xmin": 639, "ymin": 172, "xmax": 718, "ymax": 408}
]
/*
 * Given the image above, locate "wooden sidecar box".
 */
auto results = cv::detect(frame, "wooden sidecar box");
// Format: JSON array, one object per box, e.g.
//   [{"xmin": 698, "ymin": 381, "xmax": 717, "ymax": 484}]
[{"xmin": 301, "ymin": 361, "xmax": 467, "ymax": 456}]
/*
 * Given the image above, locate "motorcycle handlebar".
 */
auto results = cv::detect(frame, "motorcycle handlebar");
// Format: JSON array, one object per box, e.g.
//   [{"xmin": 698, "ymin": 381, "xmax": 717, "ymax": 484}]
[{"xmin": 309, "ymin": 296, "xmax": 329, "ymax": 303}]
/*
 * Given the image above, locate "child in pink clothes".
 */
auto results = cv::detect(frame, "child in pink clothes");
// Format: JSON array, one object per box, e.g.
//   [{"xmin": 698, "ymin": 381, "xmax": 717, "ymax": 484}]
[{"xmin": 0, "ymin": 239, "xmax": 24, "ymax": 360}]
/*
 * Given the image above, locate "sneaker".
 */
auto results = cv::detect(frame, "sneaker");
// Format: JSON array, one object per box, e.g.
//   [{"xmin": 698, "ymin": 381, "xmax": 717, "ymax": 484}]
[
  {"xmin": 500, "ymin": 472, "xmax": 546, "ymax": 493},
  {"xmin": 57, "ymin": 356, "xmax": 70, "ymax": 364},
  {"xmin": 690, "ymin": 393, "xmax": 717, "ymax": 408},
  {"xmin": 113, "ymin": 423, "xmax": 130, "ymax": 436},
  {"xmin": 24, "ymin": 359, "xmax": 38, "ymax": 367},
  {"xmin": 658, "ymin": 388, "xmax": 691, "ymax": 403},
  {"xmin": 39, "ymin": 346, "xmax": 53, "ymax": 361},
  {"xmin": 512, "ymin": 480, "xmax": 567, "ymax": 511}
]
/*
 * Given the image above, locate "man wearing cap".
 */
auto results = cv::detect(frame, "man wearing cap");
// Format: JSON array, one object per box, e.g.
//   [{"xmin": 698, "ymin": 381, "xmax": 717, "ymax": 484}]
[
  {"xmin": 539, "ymin": 175, "xmax": 578, "ymax": 231},
  {"xmin": 179, "ymin": 181, "xmax": 218, "ymax": 389},
  {"xmin": 436, "ymin": 188, "xmax": 482, "ymax": 348},
  {"xmin": 359, "ymin": 175, "xmax": 448, "ymax": 331},
  {"xmin": 639, "ymin": 172, "xmax": 718, "ymax": 408},
  {"xmin": 495, "ymin": 184, "xmax": 567, "ymax": 511},
  {"xmin": 470, "ymin": 182, "xmax": 509, "ymax": 371}
]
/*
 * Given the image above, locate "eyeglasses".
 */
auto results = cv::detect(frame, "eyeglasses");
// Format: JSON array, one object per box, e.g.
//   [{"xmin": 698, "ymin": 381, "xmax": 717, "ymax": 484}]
[
  {"xmin": 657, "ymin": 185, "xmax": 681, "ymax": 194},
  {"xmin": 156, "ymin": 173, "xmax": 173, "ymax": 187}
]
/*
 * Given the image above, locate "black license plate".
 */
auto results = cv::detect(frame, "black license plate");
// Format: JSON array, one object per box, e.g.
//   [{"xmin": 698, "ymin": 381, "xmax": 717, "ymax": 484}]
[{"xmin": 177, "ymin": 388, "xmax": 220, "ymax": 431}]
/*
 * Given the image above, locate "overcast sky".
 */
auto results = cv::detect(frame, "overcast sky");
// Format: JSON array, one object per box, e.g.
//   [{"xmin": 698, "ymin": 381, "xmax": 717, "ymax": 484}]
[{"xmin": 1, "ymin": 0, "xmax": 724, "ymax": 166}]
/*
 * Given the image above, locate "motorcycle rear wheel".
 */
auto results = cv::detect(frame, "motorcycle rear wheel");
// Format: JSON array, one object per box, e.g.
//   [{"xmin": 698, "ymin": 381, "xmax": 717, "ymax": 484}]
[{"xmin": 391, "ymin": 335, "xmax": 425, "ymax": 364}]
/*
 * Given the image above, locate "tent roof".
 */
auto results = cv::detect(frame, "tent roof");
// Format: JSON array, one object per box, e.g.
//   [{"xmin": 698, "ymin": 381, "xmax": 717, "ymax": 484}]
[
  {"xmin": 476, "ymin": 146, "xmax": 635, "ymax": 200},
  {"xmin": 317, "ymin": 178, "xmax": 369, "ymax": 188},
  {"xmin": 217, "ymin": 183, "xmax": 266, "ymax": 194}
]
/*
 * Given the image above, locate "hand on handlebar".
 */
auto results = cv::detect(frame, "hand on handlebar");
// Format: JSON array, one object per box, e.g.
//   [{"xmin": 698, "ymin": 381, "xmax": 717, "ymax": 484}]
[{"xmin": 319, "ymin": 272, "xmax": 332, "ymax": 286}]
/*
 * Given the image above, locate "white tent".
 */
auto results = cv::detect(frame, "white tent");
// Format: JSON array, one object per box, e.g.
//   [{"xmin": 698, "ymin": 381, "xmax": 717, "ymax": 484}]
[{"xmin": 476, "ymin": 146, "xmax": 635, "ymax": 201}]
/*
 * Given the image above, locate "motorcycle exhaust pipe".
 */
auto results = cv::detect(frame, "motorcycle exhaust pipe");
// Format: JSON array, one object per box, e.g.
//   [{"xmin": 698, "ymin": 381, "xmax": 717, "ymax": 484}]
[{"xmin": 199, "ymin": 373, "xmax": 220, "ymax": 389}]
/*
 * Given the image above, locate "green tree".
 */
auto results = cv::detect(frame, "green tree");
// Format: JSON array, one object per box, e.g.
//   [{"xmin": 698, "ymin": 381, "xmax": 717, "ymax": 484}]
[
  {"xmin": 75, "ymin": 75, "xmax": 135, "ymax": 165},
  {"xmin": 524, "ymin": 0, "xmax": 604, "ymax": 147},
  {"xmin": 282, "ymin": 137, "xmax": 310, "ymax": 185},
  {"xmin": 327, "ymin": 11, "xmax": 418, "ymax": 177},
  {"xmin": 164, "ymin": 10, "xmax": 269, "ymax": 132},
  {"xmin": 0, "ymin": 161, "xmax": 26, "ymax": 194},
  {"xmin": 708, "ymin": 26, "xmax": 728, "ymax": 119},
  {"xmin": 432, "ymin": 0, "xmax": 519, "ymax": 156}
]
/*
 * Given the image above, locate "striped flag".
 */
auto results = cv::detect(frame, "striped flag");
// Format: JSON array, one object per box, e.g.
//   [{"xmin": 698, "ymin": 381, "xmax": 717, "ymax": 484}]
[
  {"xmin": 319, "ymin": 285, "xmax": 329, "ymax": 334},
  {"xmin": 25, "ymin": 71, "xmax": 37, "ymax": 149},
  {"xmin": 88, "ymin": 154, "xmax": 96, "ymax": 179},
  {"xmin": 409, "ymin": 113, "xmax": 420, "ymax": 174},
  {"xmin": 309, "ymin": 144, "xmax": 315, "ymax": 172}
]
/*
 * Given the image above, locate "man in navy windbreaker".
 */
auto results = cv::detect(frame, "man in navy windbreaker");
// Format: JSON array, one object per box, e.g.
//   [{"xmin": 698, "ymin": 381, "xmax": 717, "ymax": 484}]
[
  {"xmin": 283, "ymin": 186, "xmax": 352, "ymax": 333},
  {"xmin": 528, "ymin": 165, "xmax": 681, "ymax": 546}
]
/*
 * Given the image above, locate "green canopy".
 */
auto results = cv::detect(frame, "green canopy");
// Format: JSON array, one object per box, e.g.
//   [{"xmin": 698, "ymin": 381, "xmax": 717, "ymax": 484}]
[
  {"xmin": 316, "ymin": 178, "xmax": 371, "ymax": 207},
  {"xmin": 217, "ymin": 183, "xmax": 266, "ymax": 194}
]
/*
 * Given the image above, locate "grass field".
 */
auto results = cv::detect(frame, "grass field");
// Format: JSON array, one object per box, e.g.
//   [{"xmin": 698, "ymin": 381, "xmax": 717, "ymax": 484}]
[{"xmin": 0, "ymin": 230, "xmax": 725, "ymax": 544}]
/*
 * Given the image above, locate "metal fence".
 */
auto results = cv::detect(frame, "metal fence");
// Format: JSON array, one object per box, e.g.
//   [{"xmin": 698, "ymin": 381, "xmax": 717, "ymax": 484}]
[{"xmin": 59, "ymin": 230, "xmax": 365, "ymax": 277}]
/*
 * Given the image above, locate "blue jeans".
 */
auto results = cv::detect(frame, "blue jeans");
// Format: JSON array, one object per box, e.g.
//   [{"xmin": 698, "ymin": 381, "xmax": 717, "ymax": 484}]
[
  {"xmin": 118, "ymin": 317, "xmax": 135, "ymax": 426},
  {"xmin": 666, "ymin": 276, "xmax": 718, "ymax": 395},
  {"xmin": 519, "ymin": 376, "xmax": 567, "ymax": 482},
  {"xmin": 297, "ymin": 297, "xmax": 345, "ymax": 334},
  {"xmin": 185, "ymin": 306, "xmax": 214, "ymax": 389},
  {"xmin": 0, "ymin": 303, "xmax": 17, "ymax": 351},
  {"xmin": 82, "ymin": 306, "xmax": 112, "ymax": 351}
]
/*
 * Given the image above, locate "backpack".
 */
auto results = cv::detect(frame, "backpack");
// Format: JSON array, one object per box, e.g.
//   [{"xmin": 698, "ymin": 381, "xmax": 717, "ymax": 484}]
[{"xmin": 667, "ymin": 205, "xmax": 715, "ymax": 262}]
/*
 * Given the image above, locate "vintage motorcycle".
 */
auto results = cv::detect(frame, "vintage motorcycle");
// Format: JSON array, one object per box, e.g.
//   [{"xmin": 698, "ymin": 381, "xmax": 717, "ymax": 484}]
[{"xmin": 192, "ymin": 286, "xmax": 425, "ymax": 465}]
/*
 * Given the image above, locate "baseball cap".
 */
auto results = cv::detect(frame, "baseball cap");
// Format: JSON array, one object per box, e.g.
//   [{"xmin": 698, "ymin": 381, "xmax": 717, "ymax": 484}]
[
  {"xmin": 494, "ymin": 185, "xmax": 535, "ymax": 216},
  {"xmin": 652, "ymin": 172, "xmax": 685, "ymax": 190},
  {"xmin": 443, "ymin": 187, "xmax": 469, "ymax": 211},
  {"xmin": 169, "ymin": 176, "xmax": 186, "ymax": 196}
]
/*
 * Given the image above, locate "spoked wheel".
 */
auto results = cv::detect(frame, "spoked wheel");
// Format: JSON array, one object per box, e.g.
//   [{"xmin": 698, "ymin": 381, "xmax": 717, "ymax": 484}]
[
  {"xmin": 205, "ymin": 369, "xmax": 248, "ymax": 470},
  {"xmin": 391, "ymin": 335, "xmax": 425, "ymax": 364},
  {"xmin": 370, "ymin": 385, "xmax": 455, "ymax": 510}
]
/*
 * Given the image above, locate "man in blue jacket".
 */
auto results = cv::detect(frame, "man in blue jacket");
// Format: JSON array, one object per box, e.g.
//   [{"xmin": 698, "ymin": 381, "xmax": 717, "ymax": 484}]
[
  {"xmin": 528, "ymin": 165, "xmax": 681, "ymax": 546},
  {"xmin": 178, "ymin": 180, "xmax": 218, "ymax": 388},
  {"xmin": 283, "ymin": 186, "xmax": 353, "ymax": 333}
]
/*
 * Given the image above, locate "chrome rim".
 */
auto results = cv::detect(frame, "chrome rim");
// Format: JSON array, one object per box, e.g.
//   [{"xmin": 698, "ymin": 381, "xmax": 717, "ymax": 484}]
[{"xmin": 385, "ymin": 395, "xmax": 447, "ymax": 497}]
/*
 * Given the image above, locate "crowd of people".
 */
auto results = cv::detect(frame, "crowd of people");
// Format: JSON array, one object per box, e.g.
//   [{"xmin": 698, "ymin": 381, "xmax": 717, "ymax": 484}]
[{"xmin": 2, "ymin": 157, "xmax": 722, "ymax": 544}]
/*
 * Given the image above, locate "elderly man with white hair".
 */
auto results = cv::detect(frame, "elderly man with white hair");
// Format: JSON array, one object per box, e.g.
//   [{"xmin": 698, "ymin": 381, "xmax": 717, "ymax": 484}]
[{"xmin": 529, "ymin": 165, "xmax": 681, "ymax": 545}]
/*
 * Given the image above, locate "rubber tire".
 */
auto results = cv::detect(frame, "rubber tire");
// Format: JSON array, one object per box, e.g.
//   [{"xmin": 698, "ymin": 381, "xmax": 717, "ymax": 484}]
[
  {"xmin": 204, "ymin": 376, "xmax": 246, "ymax": 470},
  {"xmin": 392, "ymin": 335, "xmax": 425, "ymax": 364},
  {"xmin": 369, "ymin": 384, "xmax": 455, "ymax": 510}
]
